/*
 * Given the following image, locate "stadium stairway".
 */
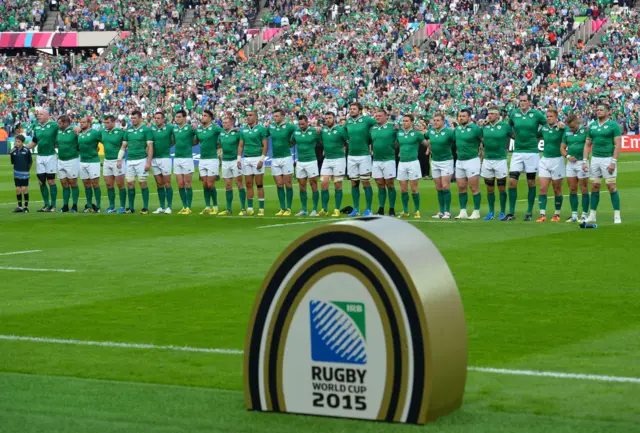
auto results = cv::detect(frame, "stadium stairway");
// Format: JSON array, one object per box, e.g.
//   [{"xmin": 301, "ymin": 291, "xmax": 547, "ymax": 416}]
[
  {"xmin": 182, "ymin": 9, "xmax": 195, "ymax": 26},
  {"xmin": 252, "ymin": 0, "xmax": 270, "ymax": 29},
  {"xmin": 43, "ymin": 12, "xmax": 57, "ymax": 31}
]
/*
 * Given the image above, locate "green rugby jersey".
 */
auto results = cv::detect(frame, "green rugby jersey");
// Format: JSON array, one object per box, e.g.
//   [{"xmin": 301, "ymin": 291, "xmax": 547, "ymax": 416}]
[
  {"xmin": 345, "ymin": 115, "xmax": 376, "ymax": 156},
  {"xmin": 397, "ymin": 128, "xmax": 425, "ymax": 162},
  {"xmin": 561, "ymin": 126, "xmax": 588, "ymax": 159},
  {"xmin": 292, "ymin": 127, "xmax": 318, "ymax": 163},
  {"xmin": 509, "ymin": 108, "xmax": 547, "ymax": 153},
  {"xmin": 124, "ymin": 124, "xmax": 153, "ymax": 161},
  {"xmin": 320, "ymin": 125, "xmax": 348, "ymax": 159},
  {"xmin": 370, "ymin": 122, "xmax": 397, "ymax": 162},
  {"xmin": 219, "ymin": 129, "xmax": 241, "ymax": 161},
  {"xmin": 268, "ymin": 122, "xmax": 297, "ymax": 158},
  {"xmin": 102, "ymin": 128, "xmax": 125, "ymax": 161},
  {"xmin": 173, "ymin": 123, "xmax": 195, "ymax": 158},
  {"xmin": 538, "ymin": 123, "xmax": 565, "ymax": 158},
  {"xmin": 482, "ymin": 121, "xmax": 512, "ymax": 160},
  {"xmin": 587, "ymin": 119, "xmax": 621, "ymax": 158},
  {"xmin": 33, "ymin": 120, "xmax": 59, "ymax": 156},
  {"xmin": 240, "ymin": 124, "xmax": 268, "ymax": 158},
  {"xmin": 426, "ymin": 127, "xmax": 454, "ymax": 162},
  {"xmin": 454, "ymin": 123, "xmax": 483, "ymax": 161},
  {"xmin": 57, "ymin": 127, "xmax": 79, "ymax": 161},
  {"xmin": 151, "ymin": 124, "xmax": 175, "ymax": 159},
  {"xmin": 196, "ymin": 123, "xmax": 223, "ymax": 160},
  {"xmin": 78, "ymin": 128, "xmax": 101, "ymax": 163}
]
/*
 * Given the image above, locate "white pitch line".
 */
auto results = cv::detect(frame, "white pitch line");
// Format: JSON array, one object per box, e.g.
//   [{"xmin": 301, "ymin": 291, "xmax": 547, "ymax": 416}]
[
  {"xmin": 0, "ymin": 250, "xmax": 42, "ymax": 256},
  {"xmin": 0, "ymin": 266, "xmax": 76, "ymax": 273},
  {"xmin": 257, "ymin": 220, "xmax": 328, "ymax": 229},
  {"xmin": 0, "ymin": 334, "xmax": 638, "ymax": 385}
]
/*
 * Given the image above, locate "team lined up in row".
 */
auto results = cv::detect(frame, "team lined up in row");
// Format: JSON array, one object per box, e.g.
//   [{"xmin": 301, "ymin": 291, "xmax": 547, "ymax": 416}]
[{"xmin": 19, "ymin": 95, "xmax": 622, "ymax": 223}]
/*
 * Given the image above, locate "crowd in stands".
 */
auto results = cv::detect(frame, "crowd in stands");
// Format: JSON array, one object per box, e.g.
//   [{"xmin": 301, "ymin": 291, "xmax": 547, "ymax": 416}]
[{"xmin": 0, "ymin": 0, "xmax": 47, "ymax": 31}]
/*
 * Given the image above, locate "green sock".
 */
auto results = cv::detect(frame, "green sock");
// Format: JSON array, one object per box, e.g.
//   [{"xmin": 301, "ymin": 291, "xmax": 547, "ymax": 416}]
[
  {"xmin": 226, "ymin": 189, "xmax": 233, "ymax": 211},
  {"xmin": 277, "ymin": 186, "xmax": 286, "ymax": 210},
  {"xmin": 443, "ymin": 189, "xmax": 451, "ymax": 213},
  {"xmin": 321, "ymin": 189, "xmax": 330, "ymax": 211},
  {"xmin": 204, "ymin": 187, "xmax": 211, "ymax": 207},
  {"xmin": 388, "ymin": 187, "xmax": 397, "ymax": 210},
  {"xmin": 300, "ymin": 191, "xmax": 308, "ymax": 212},
  {"xmin": 581, "ymin": 193, "xmax": 589, "ymax": 214},
  {"xmin": 128, "ymin": 188, "xmax": 136, "ymax": 209},
  {"xmin": 499, "ymin": 190, "xmax": 507, "ymax": 214},
  {"xmin": 412, "ymin": 192, "xmax": 420, "ymax": 212},
  {"xmin": 39, "ymin": 183, "xmax": 50, "ymax": 206},
  {"xmin": 590, "ymin": 191, "xmax": 600, "ymax": 211},
  {"xmin": 401, "ymin": 191, "xmax": 409, "ymax": 213},
  {"xmin": 179, "ymin": 188, "xmax": 187, "ymax": 207},
  {"xmin": 437, "ymin": 190, "xmax": 444, "ymax": 213},
  {"xmin": 211, "ymin": 188, "xmax": 218, "ymax": 207},
  {"xmin": 610, "ymin": 190, "xmax": 620, "ymax": 211},
  {"xmin": 142, "ymin": 187, "xmax": 149, "ymax": 209},
  {"xmin": 71, "ymin": 186, "xmax": 79, "ymax": 206},
  {"xmin": 286, "ymin": 186, "xmax": 294, "ymax": 209},
  {"xmin": 352, "ymin": 184, "xmax": 360, "ymax": 210},
  {"xmin": 554, "ymin": 194, "xmax": 563, "ymax": 212},
  {"xmin": 508, "ymin": 187, "xmax": 517, "ymax": 214},
  {"xmin": 473, "ymin": 192, "xmax": 481, "ymax": 211},
  {"xmin": 378, "ymin": 188, "xmax": 387, "ymax": 208},
  {"xmin": 63, "ymin": 187, "xmax": 70, "ymax": 206},
  {"xmin": 186, "ymin": 187, "xmax": 193, "ymax": 208},
  {"xmin": 239, "ymin": 188, "xmax": 247, "ymax": 209},
  {"xmin": 49, "ymin": 184, "xmax": 57, "ymax": 208},
  {"xmin": 85, "ymin": 187, "xmax": 93, "ymax": 207},
  {"xmin": 119, "ymin": 188, "xmax": 127, "ymax": 208},
  {"xmin": 570, "ymin": 193, "xmax": 579, "ymax": 213},
  {"xmin": 363, "ymin": 185, "xmax": 373, "ymax": 211},
  {"xmin": 459, "ymin": 192, "xmax": 468, "ymax": 210},
  {"xmin": 94, "ymin": 187, "xmax": 101, "ymax": 208},
  {"xmin": 158, "ymin": 188, "xmax": 166, "ymax": 208},
  {"xmin": 539, "ymin": 195, "xmax": 547, "ymax": 214},
  {"xmin": 312, "ymin": 190, "xmax": 319, "ymax": 212},
  {"xmin": 487, "ymin": 192, "xmax": 495, "ymax": 214},
  {"xmin": 259, "ymin": 198, "xmax": 265, "ymax": 210},
  {"xmin": 335, "ymin": 188, "xmax": 343, "ymax": 209},
  {"xmin": 527, "ymin": 186, "xmax": 536, "ymax": 214},
  {"xmin": 248, "ymin": 198, "xmax": 254, "ymax": 209},
  {"xmin": 108, "ymin": 187, "xmax": 115, "ymax": 208},
  {"xmin": 166, "ymin": 187, "xmax": 174, "ymax": 208}
]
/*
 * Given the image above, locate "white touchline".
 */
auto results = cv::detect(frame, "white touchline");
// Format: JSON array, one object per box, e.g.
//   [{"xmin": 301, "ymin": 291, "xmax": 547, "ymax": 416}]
[
  {"xmin": 0, "ymin": 267, "xmax": 77, "ymax": 273},
  {"xmin": 1, "ymin": 334, "xmax": 638, "ymax": 385},
  {"xmin": 0, "ymin": 250, "xmax": 42, "ymax": 256}
]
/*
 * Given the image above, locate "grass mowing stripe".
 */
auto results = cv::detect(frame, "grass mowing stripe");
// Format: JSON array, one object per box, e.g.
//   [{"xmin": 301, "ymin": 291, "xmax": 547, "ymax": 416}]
[
  {"xmin": 256, "ymin": 220, "xmax": 328, "ymax": 229},
  {"xmin": 0, "ymin": 250, "xmax": 42, "ymax": 256},
  {"xmin": 3, "ymin": 334, "xmax": 639, "ymax": 385},
  {"xmin": 0, "ymin": 267, "xmax": 77, "ymax": 273}
]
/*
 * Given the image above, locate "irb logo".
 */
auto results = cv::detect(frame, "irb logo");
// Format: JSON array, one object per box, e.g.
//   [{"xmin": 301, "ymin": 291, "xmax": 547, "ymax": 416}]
[{"xmin": 309, "ymin": 300, "xmax": 366, "ymax": 365}]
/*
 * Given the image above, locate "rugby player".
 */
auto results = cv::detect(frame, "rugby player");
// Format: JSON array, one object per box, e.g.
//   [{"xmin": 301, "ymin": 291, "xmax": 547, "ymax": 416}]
[
  {"xmin": 396, "ymin": 114, "xmax": 427, "ymax": 219},
  {"xmin": 195, "ymin": 110, "xmax": 224, "ymax": 214},
  {"xmin": 561, "ymin": 114, "xmax": 589, "ymax": 222},
  {"xmin": 345, "ymin": 102, "xmax": 376, "ymax": 217},
  {"xmin": 318, "ymin": 111, "xmax": 348, "ymax": 217},
  {"xmin": 117, "ymin": 110, "xmax": 153, "ymax": 214},
  {"xmin": 28, "ymin": 109, "xmax": 58, "ymax": 212},
  {"xmin": 536, "ymin": 108, "xmax": 566, "ymax": 222},
  {"xmin": 453, "ymin": 109, "xmax": 483, "ymax": 220},
  {"xmin": 78, "ymin": 116, "xmax": 103, "ymax": 212},
  {"xmin": 292, "ymin": 115, "xmax": 321, "ymax": 216},
  {"xmin": 268, "ymin": 109, "xmax": 297, "ymax": 216},
  {"xmin": 150, "ymin": 112, "xmax": 175, "ymax": 214},
  {"xmin": 504, "ymin": 94, "xmax": 547, "ymax": 221},
  {"xmin": 219, "ymin": 116, "xmax": 247, "ymax": 215},
  {"xmin": 370, "ymin": 108, "xmax": 398, "ymax": 216},
  {"xmin": 56, "ymin": 115, "xmax": 80, "ymax": 213},
  {"xmin": 238, "ymin": 110, "xmax": 268, "ymax": 216},
  {"xmin": 101, "ymin": 115, "xmax": 127, "ymax": 214},
  {"xmin": 173, "ymin": 110, "xmax": 196, "ymax": 215},
  {"xmin": 480, "ymin": 106, "xmax": 512, "ymax": 220},
  {"xmin": 583, "ymin": 104, "xmax": 622, "ymax": 224},
  {"xmin": 426, "ymin": 113, "xmax": 455, "ymax": 219}
]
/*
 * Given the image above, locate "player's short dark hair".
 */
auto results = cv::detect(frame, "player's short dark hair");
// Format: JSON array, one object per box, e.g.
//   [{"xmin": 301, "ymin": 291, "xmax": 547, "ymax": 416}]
[
  {"xmin": 350, "ymin": 102, "xmax": 363, "ymax": 111},
  {"xmin": 459, "ymin": 108, "xmax": 472, "ymax": 116},
  {"xmin": 15, "ymin": 134, "xmax": 26, "ymax": 142},
  {"xmin": 546, "ymin": 108, "xmax": 559, "ymax": 116},
  {"xmin": 204, "ymin": 110, "xmax": 214, "ymax": 118},
  {"xmin": 433, "ymin": 113, "xmax": 445, "ymax": 121},
  {"xmin": 224, "ymin": 116, "xmax": 235, "ymax": 123},
  {"xmin": 58, "ymin": 115, "xmax": 71, "ymax": 124},
  {"xmin": 131, "ymin": 110, "xmax": 142, "ymax": 117},
  {"xmin": 376, "ymin": 108, "xmax": 387, "ymax": 115},
  {"xmin": 176, "ymin": 109, "xmax": 187, "ymax": 118},
  {"xmin": 273, "ymin": 108, "xmax": 286, "ymax": 116},
  {"xmin": 565, "ymin": 114, "xmax": 579, "ymax": 124},
  {"xmin": 519, "ymin": 93, "xmax": 531, "ymax": 100},
  {"xmin": 154, "ymin": 112, "xmax": 165, "ymax": 118},
  {"xmin": 324, "ymin": 111, "xmax": 335, "ymax": 117},
  {"xmin": 403, "ymin": 114, "xmax": 414, "ymax": 122},
  {"xmin": 298, "ymin": 115, "xmax": 309, "ymax": 122},
  {"xmin": 103, "ymin": 114, "xmax": 116, "ymax": 122}
]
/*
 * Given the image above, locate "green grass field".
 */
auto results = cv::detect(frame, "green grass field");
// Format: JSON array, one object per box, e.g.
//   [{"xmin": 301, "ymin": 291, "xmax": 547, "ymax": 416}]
[{"xmin": 1, "ymin": 155, "xmax": 639, "ymax": 433}]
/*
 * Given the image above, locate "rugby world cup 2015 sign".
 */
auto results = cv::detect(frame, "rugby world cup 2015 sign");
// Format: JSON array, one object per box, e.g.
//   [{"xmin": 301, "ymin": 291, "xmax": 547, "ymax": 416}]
[{"xmin": 244, "ymin": 217, "xmax": 467, "ymax": 425}]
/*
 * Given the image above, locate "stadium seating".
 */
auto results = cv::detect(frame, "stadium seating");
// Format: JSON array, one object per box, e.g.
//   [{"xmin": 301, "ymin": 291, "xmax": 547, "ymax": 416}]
[{"xmin": 0, "ymin": 0, "xmax": 47, "ymax": 31}]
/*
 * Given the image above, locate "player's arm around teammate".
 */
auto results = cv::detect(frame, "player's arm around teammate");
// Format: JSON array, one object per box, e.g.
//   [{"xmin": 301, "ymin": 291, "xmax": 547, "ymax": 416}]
[
  {"xmin": 426, "ymin": 113, "xmax": 455, "ymax": 219},
  {"xmin": 370, "ymin": 108, "xmax": 398, "ymax": 216},
  {"xmin": 453, "ymin": 109, "xmax": 483, "ymax": 220},
  {"xmin": 561, "ymin": 114, "xmax": 590, "ymax": 222},
  {"xmin": 292, "ymin": 115, "xmax": 321, "ymax": 216},
  {"xmin": 535, "ymin": 108, "xmax": 566, "ymax": 223},
  {"xmin": 101, "ymin": 115, "xmax": 127, "ymax": 214},
  {"xmin": 269, "ymin": 109, "xmax": 297, "ymax": 216},
  {"xmin": 396, "ymin": 114, "xmax": 426, "ymax": 219},
  {"xmin": 479, "ymin": 107, "xmax": 511, "ymax": 220},
  {"xmin": 318, "ymin": 112, "xmax": 348, "ymax": 217}
]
